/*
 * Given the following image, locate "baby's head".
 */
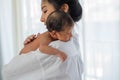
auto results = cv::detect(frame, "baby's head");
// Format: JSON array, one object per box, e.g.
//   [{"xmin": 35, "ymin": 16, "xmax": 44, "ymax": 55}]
[{"xmin": 46, "ymin": 10, "xmax": 74, "ymax": 41}]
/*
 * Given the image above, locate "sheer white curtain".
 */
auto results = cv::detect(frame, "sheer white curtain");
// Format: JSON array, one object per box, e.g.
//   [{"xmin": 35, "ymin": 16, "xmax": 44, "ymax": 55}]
[
  {"xmin": 0, "ymin": 0, "xmax": 16, "ymax": 65},
  {"xmin": 83, "ymin": 0, "xmax": 120, "ymax": 80},
  {"xmin": 0, "ymin": 0, "xmax": 16, "ymax": 79}
]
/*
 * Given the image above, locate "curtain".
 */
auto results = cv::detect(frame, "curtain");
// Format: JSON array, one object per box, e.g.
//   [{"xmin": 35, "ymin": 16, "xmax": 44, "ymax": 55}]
[
  {"xmin": 83, "ymin": 0, "xmax": 120, "ymax": 80},
  {"xmin": 0, "ymin": 0, "xmax": 120, "ymax": 80},
  {"xmin": 0, "ymin": 0, "xmax": 15, "ymax": 80},
  {"xmin": 0, "ymin": 0, "xmax": 16, "ymax": 66}
]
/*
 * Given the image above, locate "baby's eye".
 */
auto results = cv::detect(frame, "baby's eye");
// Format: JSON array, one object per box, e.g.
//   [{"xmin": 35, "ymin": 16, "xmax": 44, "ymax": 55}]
[{"xmin": 43, "ymin": 10, "xmax": 47, "ymax": 13}]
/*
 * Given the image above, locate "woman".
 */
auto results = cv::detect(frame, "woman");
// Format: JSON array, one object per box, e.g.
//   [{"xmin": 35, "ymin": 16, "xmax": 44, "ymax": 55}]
[{"xmin": 2, "ymin": 0, "xmax": 83, "ymax": 80}]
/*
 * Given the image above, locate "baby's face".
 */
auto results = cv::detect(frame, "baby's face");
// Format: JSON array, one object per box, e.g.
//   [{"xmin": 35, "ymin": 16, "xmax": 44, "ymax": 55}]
[{"xmin": 56, "ymin": 26, "xmax": 73, "ymax": 42}]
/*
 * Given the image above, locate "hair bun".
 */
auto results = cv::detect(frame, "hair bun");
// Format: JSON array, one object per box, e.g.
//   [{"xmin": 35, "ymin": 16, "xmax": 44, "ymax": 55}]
[{"xmin": 67, "ymin": 0, "xmax": 82, "ymax": 22}]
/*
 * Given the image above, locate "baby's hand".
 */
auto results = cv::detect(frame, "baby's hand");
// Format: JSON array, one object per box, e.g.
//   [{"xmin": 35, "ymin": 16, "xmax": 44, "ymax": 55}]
[
  {"xmin": 24, "ymin": 33, "xmax": 40, "ymax": 45},
  {"xmin": 57, "ymin": 52, "xmax": 67, "ymax": 62}
]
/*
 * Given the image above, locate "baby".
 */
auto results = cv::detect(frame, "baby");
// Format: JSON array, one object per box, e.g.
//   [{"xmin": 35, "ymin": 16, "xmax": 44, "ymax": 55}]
[{"xmin": 20, "ymin": 10, "xmax": 74, "ymax": 61}]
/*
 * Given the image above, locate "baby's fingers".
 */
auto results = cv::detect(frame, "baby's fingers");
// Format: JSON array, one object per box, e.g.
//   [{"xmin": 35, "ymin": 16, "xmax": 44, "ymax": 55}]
[{"xmin": 24, "ymin": 34, "xmax": 36, "ymax": 45}]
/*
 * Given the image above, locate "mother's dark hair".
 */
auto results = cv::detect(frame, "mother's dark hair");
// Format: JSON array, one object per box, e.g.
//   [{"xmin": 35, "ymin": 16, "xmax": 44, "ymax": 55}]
[{"xmin": 47, "ymin": 0, "xmax": 82, "ymax": 22}]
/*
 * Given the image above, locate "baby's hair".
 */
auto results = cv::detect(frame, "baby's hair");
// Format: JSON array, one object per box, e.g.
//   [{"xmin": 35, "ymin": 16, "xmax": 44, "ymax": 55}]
[{"xmin": 46, "ymin": 10, "xmax": 74, "ymax": 32}]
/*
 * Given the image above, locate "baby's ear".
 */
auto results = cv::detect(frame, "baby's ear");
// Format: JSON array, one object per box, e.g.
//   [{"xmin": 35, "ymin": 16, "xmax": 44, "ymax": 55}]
[{"xmin": 49, "ymin": 31, "xmax": 58, "ymax": 39}]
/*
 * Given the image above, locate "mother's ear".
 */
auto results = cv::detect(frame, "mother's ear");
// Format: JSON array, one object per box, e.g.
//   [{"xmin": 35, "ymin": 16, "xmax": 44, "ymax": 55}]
[{"xmin": 61, "ymin": 4, "xmax": 69, "ymax": 13}]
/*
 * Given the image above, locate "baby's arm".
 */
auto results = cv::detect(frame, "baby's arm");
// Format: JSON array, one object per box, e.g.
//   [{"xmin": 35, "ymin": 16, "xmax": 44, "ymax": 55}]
[{"xmin": 39, "ymin": 45, "xmax": 67, "ymax": 62}]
